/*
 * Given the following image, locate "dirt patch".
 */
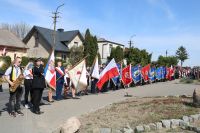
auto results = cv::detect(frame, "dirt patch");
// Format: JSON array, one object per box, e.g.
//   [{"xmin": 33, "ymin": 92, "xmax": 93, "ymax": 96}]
[{"xmin": 79, "ymin": 97, "xmax": 200, "ymax": 133}]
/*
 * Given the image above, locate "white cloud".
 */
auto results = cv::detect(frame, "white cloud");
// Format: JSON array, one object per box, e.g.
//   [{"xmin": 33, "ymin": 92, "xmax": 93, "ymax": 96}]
[
  {"xmin": 2, "ymin": 0, "xmax": 53, "ymax": 27},
  {"xmin": 147, "ymin": 0, "xmax": 175, "ymax": 20}
]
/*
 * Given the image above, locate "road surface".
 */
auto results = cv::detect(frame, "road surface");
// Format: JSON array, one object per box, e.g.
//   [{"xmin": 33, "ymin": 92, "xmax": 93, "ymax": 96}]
[{"xmin": 0, "ymin": 80, "xmax": 198, "ymax": 133}]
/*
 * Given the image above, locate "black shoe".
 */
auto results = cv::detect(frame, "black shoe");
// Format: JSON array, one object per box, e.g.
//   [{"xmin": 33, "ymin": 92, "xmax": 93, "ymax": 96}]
[
  {"xmin": 40, "ymin": 102, "xmax": 45, "ymax": 105},
  {"xmin": 9, "ymin": 112, "xmax": 16, "ymax": 117},
  {"xmin": 16, "ymin": 111, "xmax": 24, "ymax": 116},
  {"xmin": 63, "ymin": 96, "xmax": 71, "ymax": 99},
  {"xmin": 34, "ymin": 111, "xmax": 44, "ymax": 115},
  {"xmin": 48, "ymin": 100, "xmax": 54, "ymax": 103}
]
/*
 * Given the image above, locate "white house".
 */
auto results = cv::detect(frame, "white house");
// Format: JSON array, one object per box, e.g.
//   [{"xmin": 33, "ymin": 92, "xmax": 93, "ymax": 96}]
[{"xmin": 97, "ymin": 38, "xmax": 124, "ymax": 63}]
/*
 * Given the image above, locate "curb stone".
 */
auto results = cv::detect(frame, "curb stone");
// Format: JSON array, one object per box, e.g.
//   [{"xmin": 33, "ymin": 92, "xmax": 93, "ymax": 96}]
[{"xmin": 143, "ymin": 125, "xmax": 150, "ymax": 132}]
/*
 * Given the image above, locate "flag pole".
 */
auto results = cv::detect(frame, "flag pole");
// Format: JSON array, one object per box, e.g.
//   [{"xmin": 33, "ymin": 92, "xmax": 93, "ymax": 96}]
[{"xmin": 68, "ymin": 55, "xmax": 89, "ymax": 71}]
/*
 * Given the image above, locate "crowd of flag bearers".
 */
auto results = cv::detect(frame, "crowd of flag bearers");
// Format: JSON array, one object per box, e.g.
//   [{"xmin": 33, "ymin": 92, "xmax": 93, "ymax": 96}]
[{"xmin": 3, "ymin": 51, "xmax": 189, "ymax": 117}]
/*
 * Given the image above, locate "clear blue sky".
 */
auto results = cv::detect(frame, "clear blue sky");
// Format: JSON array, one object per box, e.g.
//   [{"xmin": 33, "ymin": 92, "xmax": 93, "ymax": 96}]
[{"xmin": 0, "ymin": 0, "xmax": 200, "ymax": 66}]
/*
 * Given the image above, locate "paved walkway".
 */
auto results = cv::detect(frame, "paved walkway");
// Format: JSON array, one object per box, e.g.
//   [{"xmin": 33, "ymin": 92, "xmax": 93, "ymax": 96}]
[{"xmin": 0, "ymin": 80, "xmax": 198, "ymax": 133}]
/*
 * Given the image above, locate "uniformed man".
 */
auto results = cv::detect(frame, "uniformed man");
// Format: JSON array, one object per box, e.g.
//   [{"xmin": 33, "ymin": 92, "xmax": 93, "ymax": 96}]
[
  {"xmin": 4, "ymin": 57, "xmax": 24, "ymax": 117},
  {"xmin": 31, "ymin": 58, "xmax": 46, "ymax": 115}
]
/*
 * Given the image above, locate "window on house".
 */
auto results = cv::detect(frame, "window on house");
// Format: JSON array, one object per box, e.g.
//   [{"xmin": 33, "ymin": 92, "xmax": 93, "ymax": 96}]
[
  {"xmin": 74, "ymin": 42, "xmax": 78, "ymax": 47},
  {"xmin": 35, "ymin": 32, "xmax": 39, "ymax": 47},
  {"xmin": 61, "ymin": 54, "xmax": 67, "ymax": 60}
]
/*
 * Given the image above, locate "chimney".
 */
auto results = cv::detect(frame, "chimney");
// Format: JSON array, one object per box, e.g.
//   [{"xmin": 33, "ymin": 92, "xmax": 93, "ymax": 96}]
[{"xmin": 57, "ymin": 28, "xmax": 64, "ymax": 32}]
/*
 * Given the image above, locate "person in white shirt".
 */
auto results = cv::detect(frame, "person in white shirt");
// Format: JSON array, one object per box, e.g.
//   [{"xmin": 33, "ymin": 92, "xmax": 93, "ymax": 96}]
[
  {"xmin": 4, "ymin": 57, "xmax": 24, "ymax": 117},
  {"xmin": 23, "ymin": 61, "xmax": 34, "ymax": 109},
  {"xmin": 63, "ymin": 66, "xmax": 70, "ymax": 99}
]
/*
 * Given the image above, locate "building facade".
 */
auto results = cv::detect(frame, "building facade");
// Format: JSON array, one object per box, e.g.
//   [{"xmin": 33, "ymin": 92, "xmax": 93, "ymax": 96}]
[
  {"xmin": 0, "ymin": 29, "xmax": 27, "ymax": 60},
  {"xmin": 97, "ymin": 38, "xmax": 124, "ymax": 63},
  {"xmin": 23, "ymin": 26, "xmax": 84, "ymax": 60}
]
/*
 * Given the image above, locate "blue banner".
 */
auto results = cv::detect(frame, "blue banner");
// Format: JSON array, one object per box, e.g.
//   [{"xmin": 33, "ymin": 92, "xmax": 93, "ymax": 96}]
[
  {"xmin": 156, "ymin": 67, "xmax": 162, "ymax": 80},
  {"xmin": 112, "ymin": 63, "xmax": 122, "ymax": 86},
  {"xmin": 131, "ymin": 65, "xmax": 141, "ymax": 83},
  {"xmin": 161, "ymin": 66, "xmax": 167, "ymax": 79},
  {"xmin": 149, "ymin": 67, "xmax": 156, "ymax": 81}
]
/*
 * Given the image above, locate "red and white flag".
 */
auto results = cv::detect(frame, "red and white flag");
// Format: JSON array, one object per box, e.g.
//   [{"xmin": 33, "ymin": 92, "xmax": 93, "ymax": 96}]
[
  {"xmin": 122, "ymin": 64, "xmax": 132, "ymax": 85},
  {"xmin": 141, "ymin": 64, "xmax": 150, "ymax": 82},
  {"xmin": 44, "ymin": 51, "xmax": 56, "ymax": 90},
  {"xmin": 96, "ymin": 59, "xmax": 119, "ymax": 90},
  {"xmin": 68, "ymin": 59, "xmax": 87, "ymax": 92},
  {"xmin": 166, "ymin": 67, "xmax": 171, "ymax": 80},
  {"xmin": 169, "ymin": 65, "xmax": 174, "ymax": 80}
]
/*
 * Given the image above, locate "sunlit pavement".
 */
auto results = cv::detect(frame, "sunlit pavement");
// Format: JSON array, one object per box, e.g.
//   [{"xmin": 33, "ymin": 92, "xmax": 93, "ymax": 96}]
[{"xmin": 0, "ymin": 80, "xmax": 198, "ymax": 133}]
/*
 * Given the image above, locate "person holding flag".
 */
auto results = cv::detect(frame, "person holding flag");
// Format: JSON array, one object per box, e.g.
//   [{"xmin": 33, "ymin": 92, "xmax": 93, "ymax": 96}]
[
  {"xmin": 149, "ymin": 66, "xmax": 156, "ymax": 83},
  {"xmin": 90, "ymin": 56, "xmax": 100, "ymax": 94},
  {"xmin": 44, "ymin": 51, "xmax": 56, "ymax": 103},
  {"xmin": 23, "ymin": 60, "xmax": 34, "ymax": 109},
  {"xmin": 55, "ymin": 60, "xmax": 65, "ymax": 100},
  {"xmin": 141, "ymin": 64, "xmax": 150, "ymax": 83},
  {"xmin": 122, "ymin": 64, "xmax": 132, "ymax": 86},
  {"xmin": 96, "ymin": 59, "xmax": 120, "ymax": 90},
  {"xmin": 32, "ymin": 58, "xmax": 46, "ymax": 115},
  {"xmin": 63, "ymin": 65, "xmax": 71, "ymax": 99},
  {"xmin": 68, "ymin": 59, "xmax": 87, "ymax": 99},
  {"xmin": 131, "ymin": 65, "xmax": 142, "ymax": 85},
  {"xmin": 112, "ymin": 63, "xmax": 122, "ymax": 90}
]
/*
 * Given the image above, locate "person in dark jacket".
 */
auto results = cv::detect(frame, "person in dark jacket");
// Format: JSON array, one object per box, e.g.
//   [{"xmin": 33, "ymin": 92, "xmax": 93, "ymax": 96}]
[
  {"xmin": 0, "ymin": 69, "xmax": 4, "ymax": 92},
  {"xmin": 31, "ymin": 58, "xmax": 46, "ymax": 115},
  {"xmin": 55, "ymin": 61, "xmax": 64, "ymax": 100}
]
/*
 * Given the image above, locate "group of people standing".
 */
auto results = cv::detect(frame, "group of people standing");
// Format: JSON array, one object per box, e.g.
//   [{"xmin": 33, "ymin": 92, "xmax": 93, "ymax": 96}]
[
  {"xmin": 4, "ymin": 56, "xmax": 198, "ymax": 118},
  {"xmin": 4, "ymin": 57, "xmax": 46, "ymax": 117},
  {"xmin": 176, "ymin": 67, "xmax": 200, "ymax": 79},
  {"xmin": 3, "ymin": 57, "xmax": 85, "ymax": 117}
]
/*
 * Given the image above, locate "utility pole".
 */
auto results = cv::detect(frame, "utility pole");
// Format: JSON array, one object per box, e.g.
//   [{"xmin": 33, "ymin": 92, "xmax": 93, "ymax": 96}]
[
  {"xmin": 129, "ymin": 34, "xmax": 136, "ymax": 48},
  {"xmin": 128, "ymin": 40, "xmax": 133, "ymax": 48},
  {"xmin": 166, "ymin": 50, "xmax": 168, "ymax": 57},
  {"xmin": 52, "ymin": 4, "xmax": 64, "ymax": 50}
]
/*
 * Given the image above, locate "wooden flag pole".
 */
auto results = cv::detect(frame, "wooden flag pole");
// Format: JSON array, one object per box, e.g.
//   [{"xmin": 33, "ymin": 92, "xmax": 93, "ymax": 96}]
[{"xmin": 68, "ymin": 55, "xmax": 88, "ymax": 71}]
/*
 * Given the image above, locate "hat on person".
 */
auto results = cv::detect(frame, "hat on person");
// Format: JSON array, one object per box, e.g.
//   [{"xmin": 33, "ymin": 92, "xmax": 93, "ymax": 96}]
[{"xmin": 35, "ymin": 57, "xmax": 42, "ymax": 62}]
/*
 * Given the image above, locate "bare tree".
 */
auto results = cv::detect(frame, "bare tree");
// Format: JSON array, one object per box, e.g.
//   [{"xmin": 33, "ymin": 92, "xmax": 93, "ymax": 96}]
[{"xmin": 0, "ymin": 22, "xmax": 31, "ymax": 39}]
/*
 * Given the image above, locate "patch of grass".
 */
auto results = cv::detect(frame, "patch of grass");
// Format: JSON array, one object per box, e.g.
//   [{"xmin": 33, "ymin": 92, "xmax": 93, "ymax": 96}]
[
  {"xmin": 180, "ymin": 78, "xmax": 194, "ymax": 84},
  {"xmin": 79, "ymin": 97, "xmax": 200, "ymax": 133}
]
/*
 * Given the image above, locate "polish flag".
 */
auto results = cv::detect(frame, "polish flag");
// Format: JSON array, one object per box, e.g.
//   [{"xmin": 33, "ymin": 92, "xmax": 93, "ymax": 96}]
[
  {"xmin": 44, "ymin": 51, "xmax": 56, "ymax": 90},
  {"xmin": 96, "ymin": 59, "xmax": 120, "ymax": 90},
  {"xmin": 122, "ymin": 64, "xmax": 132, "ymax": 85}
]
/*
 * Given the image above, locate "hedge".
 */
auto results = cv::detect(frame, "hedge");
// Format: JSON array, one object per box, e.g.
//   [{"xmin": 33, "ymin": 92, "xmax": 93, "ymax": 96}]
[{"xmin": 0, "ymin": 56, "xmax": 11, "ymax": 72}]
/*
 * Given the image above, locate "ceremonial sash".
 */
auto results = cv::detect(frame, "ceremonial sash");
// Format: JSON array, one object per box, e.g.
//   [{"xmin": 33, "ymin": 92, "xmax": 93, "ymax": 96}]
[{"xmin": 55, "ymin": 67, "xmax": 64, "ymax": 76}]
